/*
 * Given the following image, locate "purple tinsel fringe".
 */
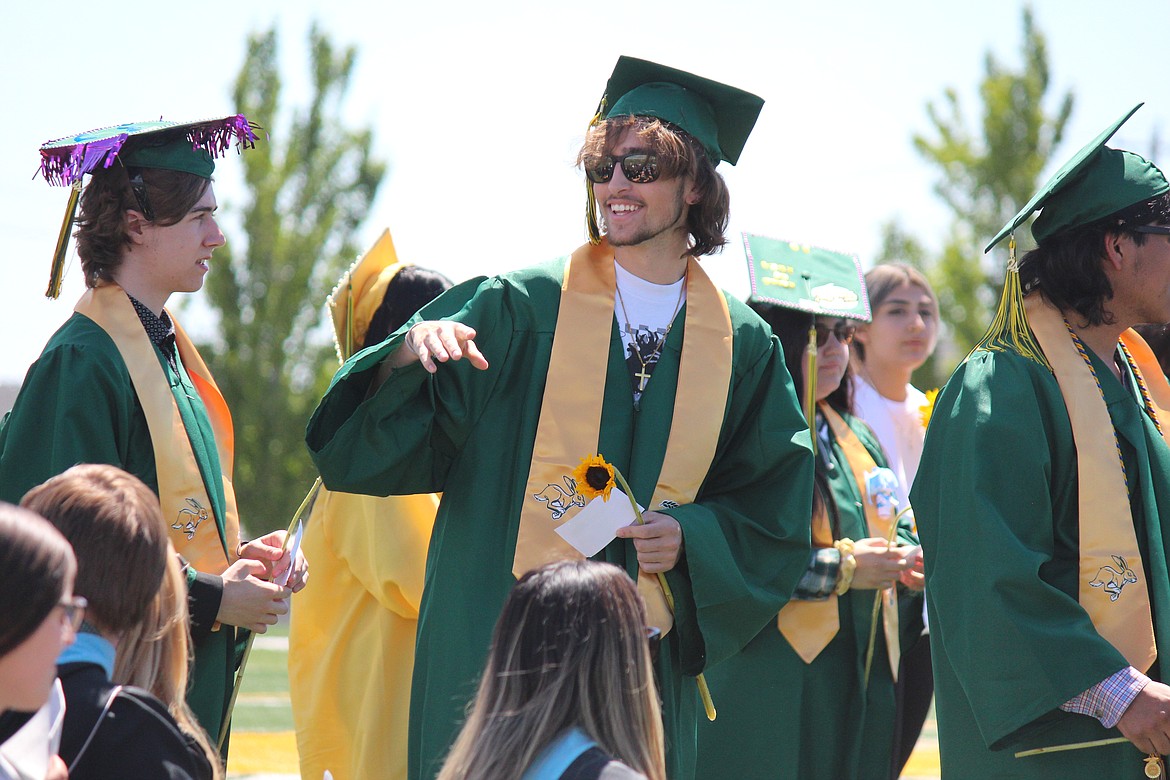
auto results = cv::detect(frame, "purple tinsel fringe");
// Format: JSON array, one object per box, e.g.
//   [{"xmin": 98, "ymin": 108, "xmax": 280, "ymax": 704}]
[{"xmin": 39, "ymin": 114, "xmax": 259, "ymax": 187}]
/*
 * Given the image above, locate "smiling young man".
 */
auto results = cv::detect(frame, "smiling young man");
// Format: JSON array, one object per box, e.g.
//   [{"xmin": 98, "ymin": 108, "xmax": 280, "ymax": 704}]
[
  {"xmin": 912, "ymin": 104, "xmax": 1170, "ymax": 777},
  {"xmin": 306, "ymin": 57, "xmax": 814, "ymax": 780},
  {"xmin": 0, "ymin": 117, "xmax": 306, "ymax": 749}
]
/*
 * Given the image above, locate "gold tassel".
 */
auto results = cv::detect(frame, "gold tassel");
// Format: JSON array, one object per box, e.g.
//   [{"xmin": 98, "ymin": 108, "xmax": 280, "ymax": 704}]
[
  {"xmin": 970, "ymin": 236, "xmax": 1050, "ymax": 370},
  {"xmin": 585, "ymin": 99, "xmax": 606, "ymax": 245},
  {"xmin": 805, "ymin": 323, "xmax": 818, "ymax": 456},
  {"xmin": 345, "ymin": 277, "xmax": 355, "ymax": 361},
  {"xmin": 46, "ymin": 181, "xmax": 82, "ymax": 299}
]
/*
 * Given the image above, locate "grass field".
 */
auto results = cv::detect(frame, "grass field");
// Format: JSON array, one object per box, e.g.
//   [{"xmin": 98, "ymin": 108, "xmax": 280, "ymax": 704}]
[{"xmin": 224, "ymin": 618, "xmax": 941, "ymax": 779}]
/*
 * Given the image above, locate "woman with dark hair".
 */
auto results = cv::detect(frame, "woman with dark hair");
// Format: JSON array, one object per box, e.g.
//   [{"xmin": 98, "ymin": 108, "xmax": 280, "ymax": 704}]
[
  {"xmin": 849, "ymin": 262, "xmax": 939, "ymax": 777},
  {"xmin": 290, "ymin": 231, "xmax": 454, "ymax": 780},
  {"xmin": 0, "ymin": 504, "xmax": 78, "ymax": 780},
  {"xmin": 438, "ymin": 560, "xmax": 665, "ymax": 780},
  {"xmin": 697, "ymin": 236, "xmax": 923, "ymax": 780}
]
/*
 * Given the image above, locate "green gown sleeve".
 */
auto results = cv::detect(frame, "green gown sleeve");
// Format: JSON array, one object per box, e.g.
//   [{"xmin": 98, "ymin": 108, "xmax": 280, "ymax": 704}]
[
  {"xmin": 911, "ymin": 349, "xmax": 1130, "ymax": 750},
  {"xmin": 663, "ymin": 325, "xmax": 815, "ymax": 672}
]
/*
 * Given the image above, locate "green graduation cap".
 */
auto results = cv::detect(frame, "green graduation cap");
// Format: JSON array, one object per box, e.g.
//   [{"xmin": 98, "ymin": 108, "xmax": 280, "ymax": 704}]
[
  {"xmin": 597, "ymin": 55, "xmax": 764, "ymax": 165},
  {"xmin": 743, "ymin": 232, "xmax": 871, "ymax": 322},
  {"xmin": 985, "ymin": 103, "xmax": 1169, "ymax": 252}
]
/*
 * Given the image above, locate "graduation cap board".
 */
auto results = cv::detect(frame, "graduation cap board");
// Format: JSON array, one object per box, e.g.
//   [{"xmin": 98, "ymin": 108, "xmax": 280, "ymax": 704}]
[
  {"xmin": 743, "ymin": 232, "xmax": 871, "ymax": 323},
  {"xmin": 986, "ymin": 103, "xmax": 1169, "ymax": 252},
  {"xmin": 596, "ymin": 56, "xmax": 764, "ymax": 166},
  {"xmin": 37, "ymin": 115, "xmax": 258, "ymax": 298}
]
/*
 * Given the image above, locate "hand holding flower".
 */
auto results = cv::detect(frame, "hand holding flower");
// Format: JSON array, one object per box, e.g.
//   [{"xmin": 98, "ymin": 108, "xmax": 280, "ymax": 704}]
[{"xmin": 615, "ymin": 511, "xmax": 683, "ymax": 573}]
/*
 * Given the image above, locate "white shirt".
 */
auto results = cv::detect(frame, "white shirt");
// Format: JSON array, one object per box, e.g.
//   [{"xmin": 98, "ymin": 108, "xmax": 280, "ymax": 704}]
[
  {"xmin": 612, "ymin": 262, "xmax": 687, "ymax": 405},
  {"xmin": 851, "ymin": 375, "xmax": 928, "ymax": 514}
]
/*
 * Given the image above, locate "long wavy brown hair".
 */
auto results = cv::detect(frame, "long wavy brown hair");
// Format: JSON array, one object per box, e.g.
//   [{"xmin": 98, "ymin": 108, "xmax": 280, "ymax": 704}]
[
  {"xmin": 438, "ymin": 560, "xmax": 665, "ymax": 780},
  {"xmin": 578, "ymin": 115, "xmax": 730, "ymax": 258}
]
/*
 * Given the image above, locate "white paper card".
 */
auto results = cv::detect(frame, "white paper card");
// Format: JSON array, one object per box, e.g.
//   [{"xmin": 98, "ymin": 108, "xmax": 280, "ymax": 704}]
[
  {"xmin": 554, "ymin": 488, "xmax": 640, "ymax": 557},
  {"xmin": 276, "ymin": 519, "xmax": 304, "ymax": 587}
]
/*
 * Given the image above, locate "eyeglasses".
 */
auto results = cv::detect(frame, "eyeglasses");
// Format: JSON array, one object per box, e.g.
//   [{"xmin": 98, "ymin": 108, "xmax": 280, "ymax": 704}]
[
  {"xmin": 584, "ymin": 153, "xmax": 661, "ymax": 184},
  {"xmin": 813, "ymin": 322, "xmax": 857, "ymax": 347},
  {"xmin": 58, "ymin": 596, "xmax": 87, "ymax": 633},
  {"xmin": 1131, "ymin": 225, "xmax": 1170, "ymax": 236},
  {"xmin": 645, "ymin": 625, "xmax": 662, "ymax": 656}
]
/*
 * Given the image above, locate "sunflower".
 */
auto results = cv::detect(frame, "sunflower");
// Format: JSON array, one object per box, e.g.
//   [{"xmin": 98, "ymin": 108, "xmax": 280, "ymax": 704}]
[
  {"xmin": 572, "ymin": 454, "xmax": 616, "ymax": 502},
  {"xmin": 919, "ymin": 387, "xmax": 940, "ymax": 430}
]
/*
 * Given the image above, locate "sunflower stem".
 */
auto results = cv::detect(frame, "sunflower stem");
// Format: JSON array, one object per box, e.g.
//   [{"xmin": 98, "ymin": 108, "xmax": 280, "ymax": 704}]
[{"xmin": 610, "ymin": 466, "xmax": 717, "ymax": 721}]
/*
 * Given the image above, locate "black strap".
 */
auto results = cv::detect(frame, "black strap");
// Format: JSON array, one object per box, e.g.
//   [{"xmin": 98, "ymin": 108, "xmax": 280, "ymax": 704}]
[
  {"xmin": 67, "ymin": 685, "xmax": 122, "ymax": 773},
  {"xmin": 560, "ymin": 747, "xmax": 613, "ymax": 780}
]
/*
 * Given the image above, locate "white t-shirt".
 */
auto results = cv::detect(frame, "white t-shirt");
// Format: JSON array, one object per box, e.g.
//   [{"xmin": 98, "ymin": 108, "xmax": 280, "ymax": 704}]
[
  {"xmin": 612, "ymin": 262, "xmax": 687, "ymax": 406},
  {"xmin": 851, "ymin": 375, "xmax": 928, "ymax": 512}
]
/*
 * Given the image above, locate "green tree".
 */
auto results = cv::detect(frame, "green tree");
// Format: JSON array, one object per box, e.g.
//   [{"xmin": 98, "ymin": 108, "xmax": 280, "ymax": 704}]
[
  {"xmin": 199, "ymin": 24, "xmax": 386, "ymax": 531},
  {"xmin": 905, "ymin": 6, "xmax": 1073, "ymax": 376}
]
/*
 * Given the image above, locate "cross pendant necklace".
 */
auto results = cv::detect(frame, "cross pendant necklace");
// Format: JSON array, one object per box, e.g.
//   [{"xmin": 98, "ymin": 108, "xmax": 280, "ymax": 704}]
[{"xmin": 615, "ymin": 271, "xmax": 687, "ymax": 399}]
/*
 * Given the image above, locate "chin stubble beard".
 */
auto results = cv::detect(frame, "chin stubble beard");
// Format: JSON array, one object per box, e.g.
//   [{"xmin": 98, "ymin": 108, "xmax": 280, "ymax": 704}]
[{"xmin": 603, "ymin": 180, "xmax": 689, "ymax": 248}]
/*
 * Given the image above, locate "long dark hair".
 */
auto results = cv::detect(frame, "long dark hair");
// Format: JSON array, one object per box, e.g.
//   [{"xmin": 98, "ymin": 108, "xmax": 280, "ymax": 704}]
[
  {"xmin": 438, "ymin": 560, "xmax": 665, "ymax": 780},
  {"xmin": 0, "ymin": 503, "xmax": 76, "ymax": 657},
  {"xmin": 579, "ymin": 115, "xmax": 730, "ymax": 258},
  {"xmin": 749, "ymin": 301, "xmax": 853, "ymax": 413},
  {"xmin": 363, "ymin": 266, "xmax": 454, "ymax": 349},
  {"xmin": 1019, "ymin": 192, "xmax": 1170, "ymax": 327}
]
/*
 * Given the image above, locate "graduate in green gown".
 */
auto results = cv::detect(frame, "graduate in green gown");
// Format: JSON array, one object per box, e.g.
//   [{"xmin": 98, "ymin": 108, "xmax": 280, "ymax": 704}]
[
  {"xmin": 306, "ymin": 58, "xmax": 814, "ymax": 780},
  {"xmin": 0, "ymin": 118, "xmax": 305, "ymax": 748},
  {"xmin": 696, "ymin": 235, "xmax": 923, "ymax": 779},
  {"xmin": 912, "ymin": 104, "xmax": 1170, "ymax": 778}
]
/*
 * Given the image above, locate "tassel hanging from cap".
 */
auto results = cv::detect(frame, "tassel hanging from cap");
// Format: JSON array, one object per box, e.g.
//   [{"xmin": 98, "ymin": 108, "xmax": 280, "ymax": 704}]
[
  {"xmin": 585, "ymin": 99, "xmax": 606, "ymax": 245},
  {"xmin": 46, "ymin": 180, "xmax": 82, "ymax": 299},
  {"xmin": 804, "ymin": 322, "xmax": 819, "ymax": 456},
  {"xmin": 970, "ymin": 235, "xmax": 1050, "ymax": 370}
]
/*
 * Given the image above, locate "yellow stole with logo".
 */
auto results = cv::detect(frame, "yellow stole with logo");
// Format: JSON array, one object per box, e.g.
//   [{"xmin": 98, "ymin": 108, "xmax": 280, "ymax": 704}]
[
  {"xmin": 1024, "ymin": 294, "xmax": 1163, "ymax": 672},
  {"xmin": 511, "ymin": 240, "xmax": 733, "ymax": 633},
  {"xmin": 776, "ymin": 404, "xmax": 901, "ymax": 676},
  {"xmin": 75, "ymin": 284, "xmax": 240, "ymax": 576}
]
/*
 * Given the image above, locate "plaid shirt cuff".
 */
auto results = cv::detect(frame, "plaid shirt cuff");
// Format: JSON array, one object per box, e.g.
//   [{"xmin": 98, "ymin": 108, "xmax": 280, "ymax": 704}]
[
  {"xmin": 792, "ymin": 547, "xmax": 841, "ymax": 600},
  {"xmin": 1060, "ymin": 666, "xmax": 1150, "ymax": 728}
]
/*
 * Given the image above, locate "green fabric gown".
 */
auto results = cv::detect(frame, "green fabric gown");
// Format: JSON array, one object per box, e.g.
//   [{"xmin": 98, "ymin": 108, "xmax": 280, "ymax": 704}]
[
  {"xmin": 305, "ymin": 258, "xmax": 815, "ymax": 780},
  {"xmin": 911, "ymin": 344, "xmax": 1170, "ymax": 778},
  {"xmin": 696, "ymin": 410, "xmax": 921, "ymax": 780},
  {"xmin": 0, "ymin": 312, "xmax": 238, "ymax": 744}
]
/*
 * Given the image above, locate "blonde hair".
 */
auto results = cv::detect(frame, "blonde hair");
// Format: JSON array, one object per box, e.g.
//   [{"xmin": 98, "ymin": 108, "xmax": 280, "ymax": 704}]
[
  {"xmin": 115, "ymin": 547, "xmax": 222, "ymax": 779},
  {"xmin": 438, "ymin": 561, "xmax": 665, "ymax": 780}
]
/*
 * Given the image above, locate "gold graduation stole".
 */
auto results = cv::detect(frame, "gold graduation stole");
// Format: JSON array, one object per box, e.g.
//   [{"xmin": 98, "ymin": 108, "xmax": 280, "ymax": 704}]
[
  {"xmin": 75, "ymin": 284, "xmax": 240, "ymax": 576},
  {"xmin": 821, "ymin": 403, "xmax": 900, "ymax": 679},
  {"xmin": 513, "ymin": 240, "xmax": 734, "ymax": 633},
  {"xmin": 776, "ymin": 500, "xmax": 839, "ymax": 663},
  {"xmin": 776, "ymin": 404, "xmax": 901, "ymax": 674},
  {"xmin": 1024, "ymin": 294, "xmax": 1158, "ymax": 672}
]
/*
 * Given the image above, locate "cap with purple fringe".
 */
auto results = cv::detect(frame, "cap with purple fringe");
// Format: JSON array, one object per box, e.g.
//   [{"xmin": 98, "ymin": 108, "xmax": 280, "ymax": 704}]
[{"xmin": 38, "ymin": 114, "xmax": 259, "ymax": 299}]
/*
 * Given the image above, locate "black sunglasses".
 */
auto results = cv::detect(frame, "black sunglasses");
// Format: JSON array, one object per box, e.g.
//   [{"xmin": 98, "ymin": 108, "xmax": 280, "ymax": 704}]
[
  {"xmin": 585, "ymin": 153, "xmax": 661, "ymax": 184},
  {"xmin": 1131, "ymin": 225, "xmax": 1170, "ymax": 236},
  {"xmin": 813, "ymin": 322, "xmax": 857, "ymax": 347}
]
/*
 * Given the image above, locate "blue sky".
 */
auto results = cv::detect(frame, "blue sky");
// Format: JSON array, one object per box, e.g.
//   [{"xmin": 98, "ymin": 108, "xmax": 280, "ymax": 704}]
[{"xmin": 1, "ymin": 0, "xmax": 1167, "ymax": 382}]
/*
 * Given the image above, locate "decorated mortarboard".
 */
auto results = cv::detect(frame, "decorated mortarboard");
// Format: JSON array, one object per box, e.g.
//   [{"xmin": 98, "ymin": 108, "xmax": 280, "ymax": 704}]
[
  {"xmin": 743, "ymin": 232, "xmax": 869, "ymax": 450},
  {"xmin": 585, "ymin": 57, "xmax": 764, "ymax": 243},
  {"xmin": 977, "ymin": 104, "xmax": 1170, "ymax": 367},
  {"xmin": 743, "ymin": 233, "xmax": 871, "ymax": 322},
  {"xmin": 986, "ymin": 103, "xmax": 1169, "ymax": 252},
  {"xmin": 328, "ymin": 229, "xmax": 412, "ymax": 362},
  {"xmin": 38, "ymin": 115, "xmax": 259, "ymax": 299}
]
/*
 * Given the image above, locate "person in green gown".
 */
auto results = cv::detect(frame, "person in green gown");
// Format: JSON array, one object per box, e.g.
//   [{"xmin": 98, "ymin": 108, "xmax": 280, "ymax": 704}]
[
  {"xmin": 305, "ymin": 58, "xmax": 814, "ymax": 780},
  {"xmin": 912, "ymin": 104, "xmax": 1170, "ymax": 778},
  {"xmin": 697, "ymin": 234, "xmax": 923, "ymax": 779},
  {"xmin": 0, "ymin": 117, "xmax": 305, "ymax": 748}
]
